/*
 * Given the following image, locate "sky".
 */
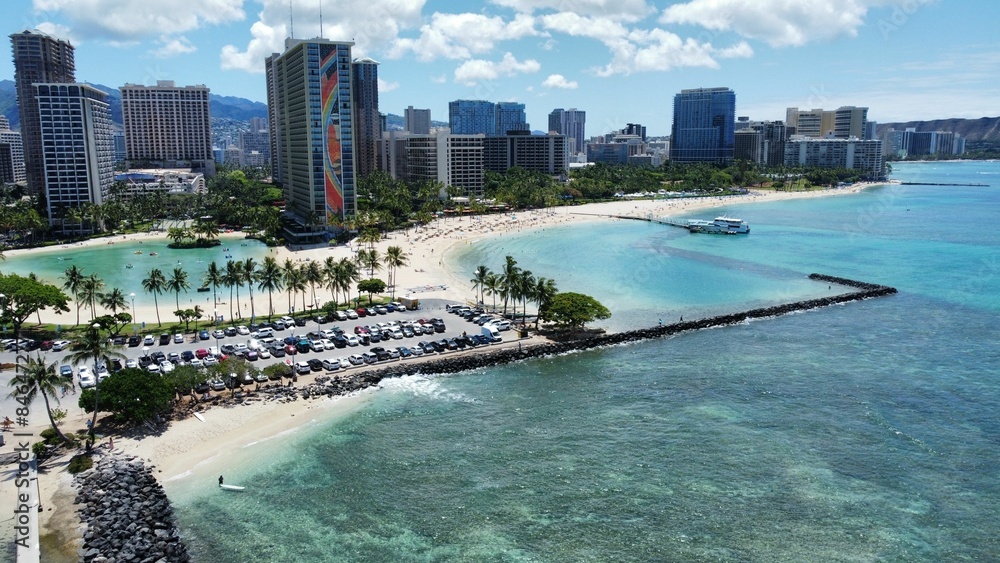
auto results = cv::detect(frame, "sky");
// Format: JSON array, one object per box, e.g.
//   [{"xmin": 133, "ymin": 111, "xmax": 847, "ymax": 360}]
[{"xmin": 2, "ymin": 0, "xmax": 998, "ymax": 136}]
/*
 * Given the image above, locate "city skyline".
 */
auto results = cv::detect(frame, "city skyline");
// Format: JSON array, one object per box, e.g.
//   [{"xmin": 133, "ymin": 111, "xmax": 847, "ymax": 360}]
[{"xmin": 3, "ymin": 1, "xmax": 999, "ymax": 136}]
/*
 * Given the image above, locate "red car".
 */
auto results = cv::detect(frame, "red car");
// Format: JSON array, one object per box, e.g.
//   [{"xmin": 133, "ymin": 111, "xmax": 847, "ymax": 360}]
[
  {"xmin": 354, "ymin": 325, "xmax": 369, "ymax": 335},
  {"xmin": 355, "ymin": 307, "xmax": 368, "ymax": 317},
  {"xmin": 284, "ymin": 343, "xmax": 298, "ymax": 356},
  {"xmin": 195, "ymin": 348, "xmax": 210, "ymax": 359}
]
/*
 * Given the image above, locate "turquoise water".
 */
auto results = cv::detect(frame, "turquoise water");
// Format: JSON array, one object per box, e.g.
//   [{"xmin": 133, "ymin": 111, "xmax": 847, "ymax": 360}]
[
  {"xmin": 169, "ymin": 161, "xmax": 1000, "ymax": 561},
  {"xmin": 0, "ymin": 236, "xmax": 269, "ymax": 306}
]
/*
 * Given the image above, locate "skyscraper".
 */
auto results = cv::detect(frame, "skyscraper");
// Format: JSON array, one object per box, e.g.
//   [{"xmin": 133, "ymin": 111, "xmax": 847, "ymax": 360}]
[
  {"xmin": 10, "ymin": 29, "xmax": 76, "ymax": 194},
  {"xmin": 0, "ymin": 116, "xmax": 26, "ymax": 184},
  {"xmin": 449, "ymin": 100, "xmax": 496, "ymax": 135},
  {"xmin": 352, "ymin": 57, "xmax": 380, "ymax": 180},
  {"xmin": 785, "ymin": 106, "xmax": 868, "ymax": 139},
  {"xmin": 267, "ymin": 38, "xmax": 356, "ymax": 235},
  {"xmin": 495, "ymin": 102, "xmax": 528, "ymax": 135},
  {"xmin": 548, "ymin": 108, "xmax": 586, "ymax": 154},
  {"xmin": 404, "ymin": 106, "xmax": 431, "ymax": 134},
  {"xmin": 120, "ymin": 81, "xmax": 214, "ymax": 175},
  {"xmin": 35, "ymin": 83, "xmax": 114, "ymax": 232},
  {"xmin": 670, "ymin": 87, "xmax": 736, "ymax": 163}
]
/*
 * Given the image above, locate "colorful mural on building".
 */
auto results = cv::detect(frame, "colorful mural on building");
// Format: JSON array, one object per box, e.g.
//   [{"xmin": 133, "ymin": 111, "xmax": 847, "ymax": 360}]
[{"xmin": 321, "ymin": 49, "xmax": 343, "ymax": 222}]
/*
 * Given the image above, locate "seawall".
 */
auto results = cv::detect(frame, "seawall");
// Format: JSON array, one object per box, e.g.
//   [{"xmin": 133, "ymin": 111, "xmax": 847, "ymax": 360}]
[{"xmin": 259, "ymin": 274, "xmax": 897, "ymax": 400}]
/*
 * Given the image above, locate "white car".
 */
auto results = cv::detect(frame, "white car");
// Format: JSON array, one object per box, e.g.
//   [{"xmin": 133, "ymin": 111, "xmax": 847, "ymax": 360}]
[
  {"xmin": 212, "ymin": 329, "xmax": 225, "ymax": 339},
  {"xmin": 345, "ymin": 310, "xmax": 359, "ymax": 320},
  {"xmin": 125, "ymin": 358, "xmax": 138, "ymax": 369},
  {"xmin": 236, "ymin": 325, "xmax": 250, "ymax": 335},
  {"xmin": 173, "ymin": 333, "xmax": 184, "ymax": 343},
  {"xmin": 159, "ymin": 360, "xmax": 174, "ymax": 373},
  {"xmin": 337, "ymin": 357, "xmax": 352, "ymax": 369},
  {"xmin": 146, "ymin": 363, "xmax": 160, "ymax": 373},
  {"xmin": 143, "ymin": 335, "xmax": 155, "ymax": 345},
  {"xmin": 346, "ymin": 335, "xmax": 359, "ymax": 347},
  {"xmin": 321, "ymin": 358, "xmax": 341, "ymax": 371},
  {"xmin": 208, "ymin": 346, "xmax": 220, "ymax": 357},
  {"xmin": 347, "ymin": 354, "xmax": 365, "ymax": 366},
  {"xmin": 189, "ymin": 358, "xmax": 204, "ymax": 368},
  {"xmin": 78, "ymin": 367, "xmax": 96, "ymax": 388},
  {"xmin": 51, "ymin": 339, "xmax": 72, "ymax": 351},
  {"xmin": 258, "ymin": 348, "xmax": 271, "ymax": 359},
  {"xmin": 203, "ymin": 356, "xmax": 219, "ymax": 366}
]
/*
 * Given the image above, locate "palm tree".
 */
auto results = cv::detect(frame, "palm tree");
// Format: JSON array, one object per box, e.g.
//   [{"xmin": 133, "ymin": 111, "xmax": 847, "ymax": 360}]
[
  {"xmin": 356, "ymin": 248, "xmax": 382, "ymax": 278},
  {"xmin": 304, "ymin": 261, "xmax": 323, "ymax": 311},
  {"xmin": 61, "ymin": 265, "xmax": 85, "ymax": 326},
  {"xmin": 322, "ymin": 256, "xmax": 340, "ymax": 304},
  {"xmin": 79, "ymin": 274, "xmax": 106, "ymax": 321},
  {"xmin": 481, "ymin": 273, "xmax": 498, "ymax": 313},
  {"xmin": 223, "ymin": 260, "xmax": 243, "ymax": 321},
  {"xmin": 383, "ymin": 246, "xmax": 408, "ymax": 299},
  {"xmin": 68, "ymin": 323, "xmax": 125, "ymax": 451},
  {"xmin": 166, "ymin": 267, "xmax": 191, "ymax": 313},
  {"xmin": 99, "ymin": 287, "xmax": 127, "ymax": 316},
  {"xmin": 470, "ymin": 265, "xmax": 491, "ymax": 306},
  {"xmin": 515, "ymin": 269, "xmax": 535, "ymax": 325},
  {"xmin": 284, "ymin": 266, "xmax": 307, "ymax": 315},
  {"xmin": 204, "ymin": 260, "xmax": 223, "ymax": 312},
  {"xmin": 8, "ymin": 355, "xmax": 70, "ymax": 443},
  {"xmin": 533, "ymin": 277, "xmax": 558, "ymax": 329},
  {"xmin": 281, "ymin": 259, "xmax": 298, "ymax": 314},
  {"xmin": 142, "ymin": 268, "xmax": 167, "ymax": 327},
  {"xmin": 256, "ymin": 257, "xmax": 284, "ymax": 318},
  {"xmin": 500, "ymin": 255, "xmax": 520, "ymax": 315},
  {"xmin": 242, "ymin": 258, "xmax": 259, "ymax": 321},
  {"xmin": 336, "ymin": 258, "xmax": 361, "ymax": 308}
]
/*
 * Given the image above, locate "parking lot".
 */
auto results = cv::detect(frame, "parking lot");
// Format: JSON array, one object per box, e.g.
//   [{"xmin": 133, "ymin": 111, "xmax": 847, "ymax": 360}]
[{"xmin": 0, "ymin": 298, "xmax": 524, "ymax": 396}]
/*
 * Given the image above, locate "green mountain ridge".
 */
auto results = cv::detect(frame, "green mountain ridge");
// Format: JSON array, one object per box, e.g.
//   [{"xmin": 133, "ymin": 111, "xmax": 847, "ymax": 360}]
[{"xmin": 876, "ymin": 117, "xmax": 1000, "ymax": 143}]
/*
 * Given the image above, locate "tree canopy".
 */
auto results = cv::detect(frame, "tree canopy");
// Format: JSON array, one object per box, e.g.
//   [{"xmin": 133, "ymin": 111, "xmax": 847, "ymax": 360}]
[
  {"xmin": 0, "ymin": 273, "xmax": 71, "ymax": 333},
  {"xmin": 543, "ymin": 292, "xmax": 611, "ymax": 329},
  {"xmin": 78, "ymin": 368, "xmax": 174, "ymax": 424}
]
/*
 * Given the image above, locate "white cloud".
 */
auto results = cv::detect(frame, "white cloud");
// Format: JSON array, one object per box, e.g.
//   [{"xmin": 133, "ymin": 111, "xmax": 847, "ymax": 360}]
[
  {"xmin": 539, "ymin": 12, "xmax": 630, "ymax": 44},
  {"xmin": 378, "ymin": 77, "xmax": 400, "ymax": 92},
  {"xmin": 660, "ymin": 0, "xmax": 934, "ymax": 48},
  {"xmin": 34, "ymin": 22, "xmax": 79, "ymax": 45},
  {"xmin": 542, "ymin": 73, "xmax": 578, "ymax": 89},
  {"xmin": 221, "ymin": 0, "xmax": 427, "ymax": 73},
  {"xmin": 454, "ymin": 52, "xmax": 541, "ymax": 86},
  {"xmin": 716, "ymin": 41, "xmax": 753, "ymax": 59},
  {"xmin": 388, "ymin": 12, "xmax": 540, "ymax": 62},
  {"xmin": 491, "ymin": 0, "xmax": 654, "ymax": 23},
  {"xmin": 33, "ymin": 0, "xmax": 245, "ymax": 41},
  {"xmin": 153, "ymin": 36, "xmax": 197, "ymax": 59},
  {"xmin": 431, "ymin": 74, "xmax": 448, "ymax": 84}
]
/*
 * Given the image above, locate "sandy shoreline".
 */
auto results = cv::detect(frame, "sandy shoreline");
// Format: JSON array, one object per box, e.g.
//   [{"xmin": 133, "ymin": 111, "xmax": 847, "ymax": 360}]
[{"xmin": 3, "ymin": 182, "xmax": 882, "ymax": 555}]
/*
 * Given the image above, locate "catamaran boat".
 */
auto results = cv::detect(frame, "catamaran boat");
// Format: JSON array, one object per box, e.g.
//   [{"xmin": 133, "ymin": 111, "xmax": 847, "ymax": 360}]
[{"xmin": 686, "ymin": 216, "xmax": 750, "ymax": 234}]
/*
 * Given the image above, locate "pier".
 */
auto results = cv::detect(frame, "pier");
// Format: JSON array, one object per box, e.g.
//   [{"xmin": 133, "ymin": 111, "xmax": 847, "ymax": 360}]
[
  {"xmin": 900, "ymin": 182, "xmax": 989, "ymax": 187},
  {"xmin": 572, "ymin": 212, "xmax": 690, "ymax": 229}
]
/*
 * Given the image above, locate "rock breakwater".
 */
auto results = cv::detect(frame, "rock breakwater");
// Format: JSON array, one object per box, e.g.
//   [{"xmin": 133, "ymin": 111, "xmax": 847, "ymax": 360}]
[
  {"xmin": 73, "ymin": 454, "xmax": 190, "ymax": 562},
  {"xmin": 250, "ymin": 274, "xmax": 897, "ymax": 400}
]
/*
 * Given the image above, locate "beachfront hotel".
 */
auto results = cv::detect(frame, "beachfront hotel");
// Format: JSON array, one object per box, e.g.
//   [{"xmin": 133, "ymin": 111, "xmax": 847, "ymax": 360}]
[
  {"xmin": 785, "ymin": 106, "xmax": 869, "ymax": 140},
  {"xmin": 10, "ymin": 29, "xmax": 76, "ymax": 195},
  {"xmin": 34, "ymin": 83, "xmax": 115, "ymax": 232},
  {"xmin": 266, "ymin": 37, "xmax": 356, "ymax": 240},
  {"xmin": 784, "ymin": 137, "xmax": 885, "ymax": 179},
  {"xmin": 670, "ymin": 87, "xmax": 736, "ymax": 163},
  {"xmin": 119, "ymin": 81, "xmax": 215, "ymax": 176},
  {"xmin": 0, "ymin": 116, "xmax": 26, "ymax": 184}
]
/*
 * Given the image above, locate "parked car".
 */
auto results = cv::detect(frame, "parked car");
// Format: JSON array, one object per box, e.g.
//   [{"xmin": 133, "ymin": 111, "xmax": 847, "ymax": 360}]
[
  {"xmin": 78, "ymin": 367, "xmax": 96, "ymax": 389},
  {"xmin": 198, "ymin": 329, "xmax": 210, "ymax": 340},
  {"xmin": 272, "ymin": 320, "xmax": 286, "ymax": 331},
  {"xmin": 212, "ymin": 329, "xmax": 226, "ymax": 339},
  {"xmin": 59, "ymin": 365, "xmax": 74, "ymax": 378},
  {"xmin": 295, "ymin": 361, "xmax": 311, "ymax": 375},
  {"xmin": 143, "ymin": 335, "xmax": 155, "ymax": 345},
  {"xmin": 409, "ymin": 345, "xmax": 424, "ymax": 356},
  {"xmin": 236, "ymin": 326, "xmax": 250, "ymax": 335},
  {"xmin": 258, "ymin": 348, "xmax": 271, "ymax": 359},
  {"xmin": 209, "ymin": 379, "xmax": 226, "ymax": 391},
  {"xmin": 173, "ymin": 333, "xmax": 184, "ymax": 344},
  {"xmin": 361, "ymin": 351, "xmax": 379, "ymax": 364},
  {"xmin": 128, "ymin": 335, "xmax": 142, "ymax": 347},
  {"xmin": 334, "ymin": 310, "xmax": 348, "ymax": 321},
  {"xmin": 195, "ymin": 348, "xmax": 210, "ymax": 359},
  {"xmin": 355, "ymin": 307, "xmax": 368, "ymax": 317},
  {"xmin": 203, "ymin": 356, "xmax": 219, "ymax": 366},
  {"xmin": 51, "ymin": 339, "xmax": 72, "ymax": 351},
  {"xmin": 396, "ymin": 346, "xmax": 412, "ymax": 359},
  {"xmin": 245, "ymin": 350, "xmax": 259, "ymax": 361},
  {"xmin": 347, "ymin": 354, "xmax": 365, "ymax": 366},
  {"xmin": 181, "ymin": 350, "xmax": 196, "ymax": 362},
  {"xmin": 159, "ymin": 360, "xmax": 174, "ymax": 373},
  {"xmin": 224, "ymin": 327, "xmax": 238, "ymax": 337},
  {"xmin": 346, "ymin": 309, "xmax": 359, "ymax": 320},
  {"xmin": 159, "ymin": 333, "xmax": 171, "ymax": 345}
]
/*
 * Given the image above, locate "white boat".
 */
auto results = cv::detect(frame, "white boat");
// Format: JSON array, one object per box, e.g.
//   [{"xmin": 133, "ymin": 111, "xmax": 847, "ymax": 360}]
[{"xmin": 687, "ymin": 216, "xmax": 750, "ymax": 234}]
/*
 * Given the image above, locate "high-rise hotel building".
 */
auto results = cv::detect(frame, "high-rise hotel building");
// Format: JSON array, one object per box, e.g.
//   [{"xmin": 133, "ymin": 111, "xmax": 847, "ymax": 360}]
[
  {"xmin": 548, "ymin": 108, "xmax": 586, "ymax": 155},
  {"xmin": 351, "ymin": 57, "xmax": 380, "ymax": 181},
  {"xmin": 10, "ymin": 29, "xmax": 76, "ymax": 194},
  {"xmin": 267, "ymin": 38, "xmax": 356, "ymax": 233},
  {"xmin": 35, "ymin": 83, "xmax": 114, "ymax": 232},
  {"xmin": 670, "ymin": 87, "xmax": 736, "ymax": 163},
  {"xmin": 120, "ymin": 81, "xmax": 214, "ymax": 175}
]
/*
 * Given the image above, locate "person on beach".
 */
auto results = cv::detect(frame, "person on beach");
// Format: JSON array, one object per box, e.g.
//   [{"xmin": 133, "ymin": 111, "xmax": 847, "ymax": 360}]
[{"xmin": 219, "ymin": 475, "xmax": 224, "ymax": 486}]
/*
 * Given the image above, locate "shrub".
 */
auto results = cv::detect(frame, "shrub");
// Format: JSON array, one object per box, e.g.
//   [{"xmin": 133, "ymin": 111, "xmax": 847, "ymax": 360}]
[
  {"xmin": 67, "ymin": 454, "xmax": 94, "ymax": 474},
  {"xmin": 32, "ymin": 442, "xmax": 48, "ymax": 458},
  {"xmin": 39, "ymin": 427, "xmax": 60, "ymax": 444}
]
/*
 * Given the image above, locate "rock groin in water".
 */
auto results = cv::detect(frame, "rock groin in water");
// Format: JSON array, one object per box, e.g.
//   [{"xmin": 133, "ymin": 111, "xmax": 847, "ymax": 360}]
[{"xmin": 73, "ymin": 454, "xmax": 190, "ymax": 562}]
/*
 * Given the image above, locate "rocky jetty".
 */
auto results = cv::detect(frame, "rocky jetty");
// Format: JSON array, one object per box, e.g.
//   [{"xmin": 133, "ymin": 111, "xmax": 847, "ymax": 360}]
[
  {"xmin": 73, "ymin": 454, "xmax": 190, "ymax": 562},
  {"xmin": 246, "ymin": 274, "xmax": 897, "ymax": 401}
]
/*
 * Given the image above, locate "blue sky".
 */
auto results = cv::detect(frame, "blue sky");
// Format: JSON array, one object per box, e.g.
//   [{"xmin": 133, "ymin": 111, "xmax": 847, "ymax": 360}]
[{"xmin": 3, "ymin": 0, "xmax": 998, "ymax": 136}]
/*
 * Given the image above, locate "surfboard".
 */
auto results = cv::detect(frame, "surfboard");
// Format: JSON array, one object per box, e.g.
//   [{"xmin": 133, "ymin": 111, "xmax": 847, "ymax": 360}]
[
  {"xmin": 193, "ymin": 412, "xmax": 206, "ymax": 422},
  {"xmin": 220, "ymin": 484, "xmax": 245, "ymax": 491}
]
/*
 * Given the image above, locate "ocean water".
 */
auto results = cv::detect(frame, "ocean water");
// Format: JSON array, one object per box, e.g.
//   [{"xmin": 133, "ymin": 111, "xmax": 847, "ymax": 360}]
[
  {"xmin": 168, "ymin": 161, "xmax": 1000, "ymax": 561},
  {"xmin": 0, "ymin": 237, "xmax": 269, "ymax": 301}
]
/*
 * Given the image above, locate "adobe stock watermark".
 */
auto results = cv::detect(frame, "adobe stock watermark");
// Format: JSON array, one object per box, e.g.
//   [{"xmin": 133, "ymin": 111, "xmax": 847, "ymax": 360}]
[
  {"xmin": 879, "ymin": 0, "xmax": 925, "ymax": 39},
  {"xmin": 10, "ymin": 366, "xmax": 36, "ymax": 551}
]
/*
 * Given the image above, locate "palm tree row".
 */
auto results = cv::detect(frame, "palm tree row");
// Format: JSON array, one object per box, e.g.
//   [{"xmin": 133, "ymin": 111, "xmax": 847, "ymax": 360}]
[
  {"xmin": 61, "ymin": 266, "xmax": 133, "ymax": 326},
  {"xmin": 471, "ymin": 256, "xmax": 558, "ymax": 329}
]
